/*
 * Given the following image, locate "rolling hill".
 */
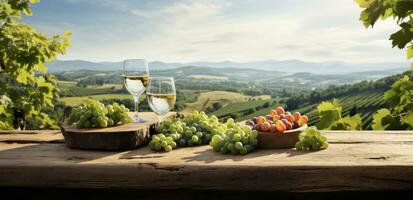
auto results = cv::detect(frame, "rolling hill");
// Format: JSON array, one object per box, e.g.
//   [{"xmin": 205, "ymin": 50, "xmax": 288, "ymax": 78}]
[{"xmin": 47, "ymin": 59, "xmax": 408, "ymax": 75}]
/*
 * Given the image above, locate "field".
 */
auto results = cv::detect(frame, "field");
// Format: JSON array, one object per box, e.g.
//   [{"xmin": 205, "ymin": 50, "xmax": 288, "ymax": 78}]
[
  {"xmin": 61, "ymin": 94, "xmax": 133, "ymax": 106},
  {"xmin": 182, "ymin": 91, "xmax": 270, "ymax": 113},
  {"xmin": 188, "ymin": 74, "xmax": 229, "ymax": 80},
  {"xmin": 294, "ymin": 89, "xmax": 386, "ymax": 129}
]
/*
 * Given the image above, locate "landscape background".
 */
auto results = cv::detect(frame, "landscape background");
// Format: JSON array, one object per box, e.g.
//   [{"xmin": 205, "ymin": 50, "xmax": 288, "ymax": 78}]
[{"xmin": 50, "ymin": 59, "xmax": 411, "ymax": 130}]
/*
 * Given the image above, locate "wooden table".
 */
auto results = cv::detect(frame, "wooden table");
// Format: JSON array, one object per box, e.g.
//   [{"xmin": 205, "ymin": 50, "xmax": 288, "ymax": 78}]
[{"xmin": 0, "ymin": 115, "xmax": 412, "ymax": 199}]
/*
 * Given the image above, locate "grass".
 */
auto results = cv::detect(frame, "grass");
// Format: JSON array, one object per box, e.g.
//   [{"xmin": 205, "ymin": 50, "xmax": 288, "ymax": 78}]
[
  {"xmin": 211, "ymin": 99, "xmax": 272, "ymax": 117},
  {"xmin": 61, "ymin": 94, "xmax": 133, "ymax": 106},
  {"xmin": 57, "ymin": 81, "xmax": 77, "ymax": 89},
  {"xmin": 182, "ymin": 91, "xmax": 271, "ymax": 113},
  {"xmin": 188, "ymin": 74, "xmax": 229, "ymax": 80},
  {"xmin": 183, "ymin": 91, "xmax": 247, "ymax": 113}
]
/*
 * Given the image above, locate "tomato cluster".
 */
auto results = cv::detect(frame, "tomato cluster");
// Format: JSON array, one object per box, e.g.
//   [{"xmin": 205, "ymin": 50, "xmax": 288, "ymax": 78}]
[{"xmin": 246, "ymin": 106, "xmax": 308, "ymax": 134}]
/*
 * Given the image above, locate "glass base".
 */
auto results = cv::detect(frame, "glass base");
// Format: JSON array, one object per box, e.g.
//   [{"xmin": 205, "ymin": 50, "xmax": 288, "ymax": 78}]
[{"xmin": 133, "ymin": 116, "xmax": 147, "ymax": 123}]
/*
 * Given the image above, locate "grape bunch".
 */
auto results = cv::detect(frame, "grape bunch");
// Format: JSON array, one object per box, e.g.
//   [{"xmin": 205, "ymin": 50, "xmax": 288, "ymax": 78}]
[
  {"xmin": 149, "ymin": 111, "xmax": 258, "ymax": 155},
  {"xmin": 67, "ymin": 98, "xmax": 132, "ymax": 128},
  {"xmin": 209, "ymin": 118, "xmax": 258, "ymax": 155},
  {"xmin": 295, "ymin": 126, "xmax": 328, "ymax": 151},
  {"xmin": 149, "ymin": 111, "xmax": 225, "ymax": 151}
]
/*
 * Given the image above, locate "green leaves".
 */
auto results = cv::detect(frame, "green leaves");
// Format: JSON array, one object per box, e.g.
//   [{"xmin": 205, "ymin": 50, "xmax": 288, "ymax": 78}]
[
  {"xmin": 316, "ymin": 99, "xmax": 362, "ymax": 130},
  {"xmin": 372, "ymin": 76, "xmax": 413, "ymax": 130},
  {"xmin": 0, "ymin": 95, "xmax": 13, "ymax": 130},
  {"xmin": 295, "ymin": 127, "xmax": 328, "ymax": 151},
  {"xmin": 372, "ymin": 108, "xmax": 398, "ymax": 130},
  {"xmin": 355, "ymin": 0, "xmax": 413, "ymax": 130},
  {"xmin": 390, "ymin": 21, "xmax": 413, "ymax": 49},
  {"xmin": 0, "ymin": 0, "xmax": 70, "ymax": 130},
  {"xmin": 355, "ymin": 0, "xmax": 413, "ymax": 66}
]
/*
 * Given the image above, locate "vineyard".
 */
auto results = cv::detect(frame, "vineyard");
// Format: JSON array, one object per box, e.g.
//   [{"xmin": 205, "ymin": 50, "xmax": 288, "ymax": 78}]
[
  {"xmin": 229, "ymin": 89, "xmax": 386, "ymax": 129},
  {"xmin": 293, "ymin": 89, "xmax": 386, "ymax": 129}
]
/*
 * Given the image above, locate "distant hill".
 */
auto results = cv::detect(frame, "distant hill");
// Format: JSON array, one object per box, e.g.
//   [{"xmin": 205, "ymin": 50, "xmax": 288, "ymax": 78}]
[
  {"xmin": 46, "ymin": 59, "xmax": 409, "ymax": 75},
  {"xmin": 53, "ymin": 65, "xmax": 406, "ymax": 88}
]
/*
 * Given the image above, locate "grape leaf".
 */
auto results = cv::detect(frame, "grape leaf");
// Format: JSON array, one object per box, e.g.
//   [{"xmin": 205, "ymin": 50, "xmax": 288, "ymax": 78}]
[
  {"xmin": 331, "ymin": 114, "xmax": 362, "ymax": 130},
  {"xmin": 316, "ymin": 99, "xmax": 361, "ymax": 130},
  {"xmin": 401, "ymin": 112, "xmax": 413, "ymax": 128},
  {"xmin": 372, "ymin": 108, "xmax": 400, "ymax": 130}
]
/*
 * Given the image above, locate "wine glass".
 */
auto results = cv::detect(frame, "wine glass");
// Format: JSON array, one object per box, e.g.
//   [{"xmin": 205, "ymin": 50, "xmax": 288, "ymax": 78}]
[
  {"xmin": 146, "ymin": 77, "xmax": 176, "ymax": 122},
  {"xmin": 122, "ymin": 59, "xmax": 149, "ymax": 123}
]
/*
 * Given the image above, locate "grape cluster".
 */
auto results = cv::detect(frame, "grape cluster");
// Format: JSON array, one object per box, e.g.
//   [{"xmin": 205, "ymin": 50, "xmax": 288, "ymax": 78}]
[
  {"xmin": 149, "ymin": 111, "xmax": 258, "ymax": 155},
  {"xmin": 209, "ymin": 118, "xmax": 258, "ymax": 155},
  {"xmin": 295, "ymin": 126, "xmax": 328, "ymax": 151},
  {"xmin": 67, "ymin": 98, "xmax": 132, "ymax": 128}
]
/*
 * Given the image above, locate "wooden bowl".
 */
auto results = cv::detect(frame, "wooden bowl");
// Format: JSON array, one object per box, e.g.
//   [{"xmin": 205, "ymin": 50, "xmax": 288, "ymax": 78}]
[{"xmin": 257, "ymin": 124, "xmax": 308, "ymax": 149}]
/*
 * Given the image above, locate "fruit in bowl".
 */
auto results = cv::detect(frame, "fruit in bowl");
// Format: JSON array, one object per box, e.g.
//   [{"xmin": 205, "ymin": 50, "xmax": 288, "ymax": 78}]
[
  {"xmin": 246, "ymin": 106, "xmax": 308, "ymax": 134},
  {"xmin": 245, "ymin": 106, "xmax": 309, "ymax": 149}
]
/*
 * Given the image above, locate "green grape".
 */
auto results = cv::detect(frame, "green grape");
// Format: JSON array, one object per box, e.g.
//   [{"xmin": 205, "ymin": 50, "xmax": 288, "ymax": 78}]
[
  {"xmin": 190, "ymin": 127, "xmax": 197, "ymax": 133},
  {"xmin": 154, "ymin": 143, "xmax": 162, "ymax": 151},
  {"xmin": 166, "ymin": 137, "xmax": 174, "ymax": 144},
  {"xmin": 159, "ymin": 135, "xmax": 166, "ymax": 140},
  {"xmin": 164, "ymin": 145, "xmax": 172, "ymax": 152},
  {"xmin": 232, "ymin": 134, "xmax": 241, "ymax": 142},
  {"xmin": 239, "ymin": 147, "xmax": 248, "ymax": 155},
  {"xmin": 84, "ymin": 121, "xmax": 92, "ymax": 128},
  {"xmin": 178, "ymin": 139, "xmax": 186, "ymax": 147},
  {"xmin": 161, "ymin": 141, "xmax": 168, "ymax": 148},
  {"xmin": 241, "ymin": 137, "xmax": 249, "ymax": 144},
  {"xmin": 295, "ymin": 127, "xmax": 328, "ymax": 151},
  {"xmin": 235, "ymin": 142, "xmax": 243, "ymax": 150},
  {"xmin": 220, "ymin": 146, "xmax": 229, "ymax": 154},
  {"xmin": 195, "ymin": 131, "xmax": 203, "ymax": 138},
  {"xmin": 152, "ymin": 136, "xmax": 160, "ymax": 143},
  {"xmin": 170, "ymin": 141, "xmax": 177, "ymax": 148},
  {"xmin": 149, "ymin": 111, "xmax": 259, "ymax": 154},
  {"xmin": 191, "ymin": 135, "xmax": 199, "ymax": 143},
  {"xmin": 196, "ymin": 139, "xmax": 202, "ymax": 145},
  {"xmin": 99, "ymin": 120, "xmax": 108, "ymax": 128},
  {"xmin": 66, "ymin": 98, "xmax": 131, "ymax": 129},
  {"xmin": 227, "ymin": 143, "xmax": 235, "ymax": 151}
]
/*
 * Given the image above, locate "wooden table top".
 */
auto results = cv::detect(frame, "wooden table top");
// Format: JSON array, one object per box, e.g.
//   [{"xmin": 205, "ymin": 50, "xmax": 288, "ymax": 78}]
[{"xmin": 0, "ymin": 113, "xmax": 412, "ymax": 192}]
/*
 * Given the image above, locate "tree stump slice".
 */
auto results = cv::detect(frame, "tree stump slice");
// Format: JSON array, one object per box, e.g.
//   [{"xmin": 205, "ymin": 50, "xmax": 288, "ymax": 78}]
[{"xmin": 60, "ymin": 112, "xmax": 176, "ymax": 150}]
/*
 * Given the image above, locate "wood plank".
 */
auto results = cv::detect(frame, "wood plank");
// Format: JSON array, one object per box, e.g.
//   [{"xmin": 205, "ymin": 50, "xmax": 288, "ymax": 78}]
[{"xmin": 0, "ymin": 131, "xmax": 412, "ymax": 192}]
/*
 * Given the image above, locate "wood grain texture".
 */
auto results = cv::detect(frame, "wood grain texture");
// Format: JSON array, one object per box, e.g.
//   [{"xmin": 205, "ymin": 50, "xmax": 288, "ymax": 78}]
[
  {"xmin": 0, "ymin": 130, "xmax": 412, "ymax": 192},
  {"xmin": 61, "ymin": 112, "xmax": 175, "ymax": 150}
]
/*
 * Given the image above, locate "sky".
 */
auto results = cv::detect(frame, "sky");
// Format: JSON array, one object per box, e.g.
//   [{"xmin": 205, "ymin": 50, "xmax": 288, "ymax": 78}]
[{"xmin": 23, "ymin": 0, "xmax": 408, "ymax": 63}]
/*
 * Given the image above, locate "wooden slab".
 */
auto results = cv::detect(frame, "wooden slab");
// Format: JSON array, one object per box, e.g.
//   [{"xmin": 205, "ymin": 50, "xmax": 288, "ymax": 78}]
[
  {"xmin": 61, "ymin": 112, "xmax": 175, "ymax": 150},
  {"xmin": 0, "ymin": 131, "xmax": 412, "ymax": 192}
]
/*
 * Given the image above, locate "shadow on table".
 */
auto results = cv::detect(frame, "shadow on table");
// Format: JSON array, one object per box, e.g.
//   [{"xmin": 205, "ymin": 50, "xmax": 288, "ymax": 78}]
[{"xmin": 181, "ymin": 147, "xmax": 316, "ymax": 164}]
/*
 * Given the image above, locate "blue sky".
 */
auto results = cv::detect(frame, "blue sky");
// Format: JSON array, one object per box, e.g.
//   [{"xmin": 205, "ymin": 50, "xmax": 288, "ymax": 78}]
[{"xmin": 23, "ymin": 0, "xmax": 407, "ymax": 63}]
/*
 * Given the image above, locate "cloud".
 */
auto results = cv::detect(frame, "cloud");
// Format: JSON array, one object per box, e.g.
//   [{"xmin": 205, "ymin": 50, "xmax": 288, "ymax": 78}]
[{"xmin": 31, "ymin": 0, "xmax": 407, "ymax": 63}]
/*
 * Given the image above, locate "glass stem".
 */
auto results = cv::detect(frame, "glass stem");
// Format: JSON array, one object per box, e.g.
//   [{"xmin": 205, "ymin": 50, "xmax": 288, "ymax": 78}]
[
  {"xmin": 133, "ymin": 95, "xmax": 140, "ymax": 119},
  {"xmin": 158, "ymin": 115, "xmax": 165, "ymax": 123}
]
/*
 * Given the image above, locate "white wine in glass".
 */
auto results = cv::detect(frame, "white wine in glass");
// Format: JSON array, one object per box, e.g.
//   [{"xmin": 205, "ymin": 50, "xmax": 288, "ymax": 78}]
[
  {"xmin": 146, "ymin": 77, "xmax": 176, "ymax": 122},
  {"xmin": 122, "ymin": 59, "xmax": 149, "ymax": 123}
]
